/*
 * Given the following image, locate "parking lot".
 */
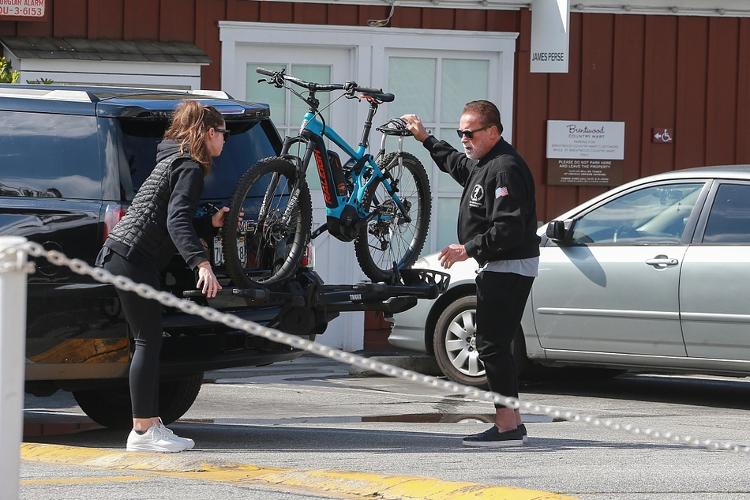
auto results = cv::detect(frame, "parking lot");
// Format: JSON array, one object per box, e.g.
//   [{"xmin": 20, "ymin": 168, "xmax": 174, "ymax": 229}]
[{"xmin": 20, "ymin": 354, "xmax": 750, "ymax": 499}]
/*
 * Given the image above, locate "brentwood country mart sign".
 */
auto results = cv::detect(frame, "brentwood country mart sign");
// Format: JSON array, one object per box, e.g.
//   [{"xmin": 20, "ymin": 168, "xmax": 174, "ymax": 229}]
[
  {"xmin": 0, "ymin": 0, "xmax": 44, "ymax": 19},
  {"xmin": 547, "ymin": 120, "xmax": 625, "ymax": 186}
]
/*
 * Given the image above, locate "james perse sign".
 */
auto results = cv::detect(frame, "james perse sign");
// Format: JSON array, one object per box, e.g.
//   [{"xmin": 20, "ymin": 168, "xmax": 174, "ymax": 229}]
[
  {"xmin": 547, "ymin": 120, "xmax": 625, "ymax": 186},
  {"xmin": 0, "ymin": 0, "xmax": 44, "ymax": 19},
  {"xmin": 530, "ymin": 0, "xmax": 570, "ymax": 73}
]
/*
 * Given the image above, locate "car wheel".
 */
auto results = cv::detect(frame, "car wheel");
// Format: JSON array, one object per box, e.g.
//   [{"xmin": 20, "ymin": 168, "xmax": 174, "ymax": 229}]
[
  {"xmin": 432, "ymin": 294, "xmax": 534, "ymax": 388},
  {"xmin": 432, "ymin": 295, "xmax": 488, "ymax": 387},
  {"xmin": 73, "ymin": 372, "xmax": 204, "ymax": 429}
]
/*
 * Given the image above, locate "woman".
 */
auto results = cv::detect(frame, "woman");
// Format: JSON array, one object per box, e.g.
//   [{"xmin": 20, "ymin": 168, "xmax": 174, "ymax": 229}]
[{"xmin": 97, "ymin": 100, "xmax": 231, "ymax": 452}]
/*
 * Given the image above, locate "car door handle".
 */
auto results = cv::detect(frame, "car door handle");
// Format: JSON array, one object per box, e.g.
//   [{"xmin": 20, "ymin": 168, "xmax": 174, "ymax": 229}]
[{"xmin": 645, "ymin": 256, "xmax": 679, "ymax": 268}]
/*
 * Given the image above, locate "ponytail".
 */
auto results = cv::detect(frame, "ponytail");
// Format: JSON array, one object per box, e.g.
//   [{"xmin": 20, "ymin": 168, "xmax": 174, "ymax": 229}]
[{"xmin": 165, "ymin": 100, "xmax": 224, "ymax": 174}]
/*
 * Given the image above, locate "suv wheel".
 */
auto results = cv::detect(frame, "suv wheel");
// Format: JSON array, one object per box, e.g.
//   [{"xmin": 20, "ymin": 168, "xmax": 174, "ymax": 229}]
[
  {"xmin": 432, "ymin": 294, "xmax": 531, "ymax": 388},
  {"xmin": 73, "ymin": 372, "xmax": 204, "ymax": 429}
]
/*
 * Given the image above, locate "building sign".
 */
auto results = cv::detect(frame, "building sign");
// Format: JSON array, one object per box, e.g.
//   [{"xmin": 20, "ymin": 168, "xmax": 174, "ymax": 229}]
[
  {"xmin": 0, "ymin": 0, "xmax": 45, "ymax": 20},
  {"xmin": 547, "ymin": 120, "xmax": 625, "ymax": 186},
  {"xmin": 530, "ymin": 0, "xmax": 570, "ymax": 73}
]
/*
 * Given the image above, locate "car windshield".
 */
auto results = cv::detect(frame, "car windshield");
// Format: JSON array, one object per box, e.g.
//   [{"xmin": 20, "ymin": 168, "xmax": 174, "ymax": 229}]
[{"xmin": 117, "ymin": 118, "xmax": 277, "ymax": 201}]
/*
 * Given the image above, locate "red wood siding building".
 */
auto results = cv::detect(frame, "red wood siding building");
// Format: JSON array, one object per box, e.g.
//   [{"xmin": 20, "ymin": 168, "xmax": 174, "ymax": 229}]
[{"xmin": 2, "ymin": 1, "xmax": 748, "ymax": 220}]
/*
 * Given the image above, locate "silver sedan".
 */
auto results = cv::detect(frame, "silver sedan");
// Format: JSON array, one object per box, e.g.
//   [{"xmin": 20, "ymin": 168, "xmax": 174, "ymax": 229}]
[{"xmin": 389, "ymin": 165, "xmax": 750, "ymax": 386}]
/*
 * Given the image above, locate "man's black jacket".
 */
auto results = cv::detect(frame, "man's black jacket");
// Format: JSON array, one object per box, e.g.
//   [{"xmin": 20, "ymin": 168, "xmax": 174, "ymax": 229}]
[{"xmin": 423, "ymin": 136, "xmax": 540, "ymax": 265}]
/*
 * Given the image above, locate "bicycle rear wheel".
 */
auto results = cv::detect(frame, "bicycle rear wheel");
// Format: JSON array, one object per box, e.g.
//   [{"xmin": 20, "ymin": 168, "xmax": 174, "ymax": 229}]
[
  {"xmin": 354, "ymin": 152, "xmax": 431, "ymax": 283},
  {"xmin": 223, "ymin": 157, "xmax": 312, "ymax": 288}
]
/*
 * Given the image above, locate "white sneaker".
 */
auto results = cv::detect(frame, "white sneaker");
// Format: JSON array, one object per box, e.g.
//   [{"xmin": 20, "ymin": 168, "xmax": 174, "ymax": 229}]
[
  {"xmin": 126, "ymin": 423, "xmax": 190, "ymax": 453},
  {"xmin": 157, "ymin": 420, "xmax": 195, "ymax": 450}
]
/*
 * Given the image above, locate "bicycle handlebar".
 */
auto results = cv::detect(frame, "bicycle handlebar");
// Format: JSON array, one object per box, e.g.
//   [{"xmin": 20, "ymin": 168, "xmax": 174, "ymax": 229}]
[{"xmin": 256, "ymin": 67, "xmax": 394, "ymax": 102}]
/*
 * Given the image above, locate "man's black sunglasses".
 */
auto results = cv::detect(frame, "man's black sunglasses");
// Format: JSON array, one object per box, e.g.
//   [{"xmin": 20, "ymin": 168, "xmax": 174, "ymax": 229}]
[
  {"xmin": 215, "ymin": 127, "xmax": 230, "ymax": 140},
  {"xmin": 456, "ymin": 124, "xmax": 491, "ymax": 139}
]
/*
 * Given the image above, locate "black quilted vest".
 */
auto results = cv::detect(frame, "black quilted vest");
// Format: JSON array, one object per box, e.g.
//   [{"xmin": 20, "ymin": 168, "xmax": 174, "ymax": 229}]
[{"xmin": 107, "ymin": 151, "xmax": 190, "ymax": 265}]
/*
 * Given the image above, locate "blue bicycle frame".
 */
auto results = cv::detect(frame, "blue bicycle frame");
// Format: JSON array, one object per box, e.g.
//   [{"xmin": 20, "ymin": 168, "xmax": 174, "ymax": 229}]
[{"xmin": 280, "ymin": 107, "xmax": 409, "ymax": 241}]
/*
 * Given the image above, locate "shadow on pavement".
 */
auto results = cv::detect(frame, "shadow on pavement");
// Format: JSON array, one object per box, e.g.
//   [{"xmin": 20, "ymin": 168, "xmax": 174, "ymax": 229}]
[
  {"xmin": 522, "ymin": 373, "xmax": 750, "ymax": 410},
  {"xmin": 24, "ymin": 420, "xmax": 680, "ymax": 454}
]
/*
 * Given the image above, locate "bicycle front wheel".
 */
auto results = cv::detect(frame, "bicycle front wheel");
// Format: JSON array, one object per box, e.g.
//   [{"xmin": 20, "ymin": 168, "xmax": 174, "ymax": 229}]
[
  {"xmin": 223, "ymin": 157, "xmax": 312, "ymax": 288},
  {"xmin": 354, "ymin": 152, "xmax": 431, "ymax": 283}
]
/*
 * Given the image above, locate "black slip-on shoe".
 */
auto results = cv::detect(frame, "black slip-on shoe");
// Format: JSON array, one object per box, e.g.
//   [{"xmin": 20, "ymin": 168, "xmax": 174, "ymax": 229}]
[{"xmin": 462, "ymin": 425, "xmax": 526, "ymax": 448}]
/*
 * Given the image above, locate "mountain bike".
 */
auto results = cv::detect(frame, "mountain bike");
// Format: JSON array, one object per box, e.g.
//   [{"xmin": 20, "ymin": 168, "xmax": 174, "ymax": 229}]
[{"xmin": 222, "ymin": 67, "xmax": 431, "ymax": 288}]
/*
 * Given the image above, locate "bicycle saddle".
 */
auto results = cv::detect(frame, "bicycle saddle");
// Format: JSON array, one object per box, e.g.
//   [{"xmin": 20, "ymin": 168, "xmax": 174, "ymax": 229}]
[
  {"xmin": 376, "ymin": 118, "xmax": 413, "ymax": 136},
  {"xmin": 360, "ymin": 90, "xmax": 394, "ymax": 102}
]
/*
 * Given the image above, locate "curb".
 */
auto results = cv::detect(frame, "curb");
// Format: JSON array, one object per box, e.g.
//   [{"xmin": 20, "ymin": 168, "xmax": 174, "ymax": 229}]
[
  {"xmin": 21, "ymin": 443, "xmax": 575, "ymax": 499},
  {"xmin": 348, "ymin": 354, "xmax": 443, "ymax": 377}
]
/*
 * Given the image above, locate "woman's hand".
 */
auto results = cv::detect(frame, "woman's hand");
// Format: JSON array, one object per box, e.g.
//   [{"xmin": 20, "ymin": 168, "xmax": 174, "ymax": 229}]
[
  {"xmin": 196, "ymin": 261, "xmax": 221, "ymax": 298},
  {"xmin": 211, "ymin": 206, "xmax": 231, "ymax": 228}
]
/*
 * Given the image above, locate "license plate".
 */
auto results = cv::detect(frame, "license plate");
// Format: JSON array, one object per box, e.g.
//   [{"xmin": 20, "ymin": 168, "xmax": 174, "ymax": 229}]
[{"xmin": 213, "ymin": 235, "xmax": 246, "ymax": 267}]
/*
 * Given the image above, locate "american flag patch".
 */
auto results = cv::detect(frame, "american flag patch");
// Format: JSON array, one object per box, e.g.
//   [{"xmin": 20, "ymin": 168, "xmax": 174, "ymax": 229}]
[{"xmin": 495, "ymin": 186, "xmax": 509, "ymax": 198}]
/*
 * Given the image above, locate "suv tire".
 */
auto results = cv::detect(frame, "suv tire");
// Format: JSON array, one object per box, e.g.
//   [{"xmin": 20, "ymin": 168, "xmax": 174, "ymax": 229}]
[{"xmin": 73, "ymin": 372, "xmax": 204, "ymax": 429}]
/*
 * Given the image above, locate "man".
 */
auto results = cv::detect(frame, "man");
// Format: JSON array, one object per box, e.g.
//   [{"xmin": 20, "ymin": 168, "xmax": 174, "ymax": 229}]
[{"xmin": 401, "ymin": 100, "xmax": 540, "ymax": 447}]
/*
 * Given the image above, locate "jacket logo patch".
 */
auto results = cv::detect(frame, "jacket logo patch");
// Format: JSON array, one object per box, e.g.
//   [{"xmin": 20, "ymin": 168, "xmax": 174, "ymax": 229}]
[
  {"xmin": 495, "ymin": 186, "xmax": 508, "ymax": 198},
  {"xmin": 470, "ymin": 184, "xmax": 484, "ymax": 207}
]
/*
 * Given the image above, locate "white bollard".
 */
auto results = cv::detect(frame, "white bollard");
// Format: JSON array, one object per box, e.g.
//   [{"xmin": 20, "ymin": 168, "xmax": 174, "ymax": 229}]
[{"xmin": 0, "ymin": 236, "xmax": 28, "ymax": 500}]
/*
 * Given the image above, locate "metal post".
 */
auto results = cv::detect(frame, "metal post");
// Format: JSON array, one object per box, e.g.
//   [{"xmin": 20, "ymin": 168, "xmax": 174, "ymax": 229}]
[{"xmin": 0, "ymin": 236, "xmax": 28, "ymax": 500}]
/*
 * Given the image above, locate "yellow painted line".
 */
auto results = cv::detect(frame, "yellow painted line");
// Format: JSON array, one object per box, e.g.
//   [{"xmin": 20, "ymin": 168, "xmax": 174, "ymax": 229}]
[
  {"xmin": 21, "ymin": 443, "xmax": 576, "ymax": 499},
  {"xmin": 22, "ymin": 476, "xmax": 145, "ymax": 486}
]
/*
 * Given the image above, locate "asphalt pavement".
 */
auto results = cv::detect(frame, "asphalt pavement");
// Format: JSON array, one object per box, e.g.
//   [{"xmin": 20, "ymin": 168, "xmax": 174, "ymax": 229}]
[{"xmin": 19, "ymin": 354, "xmax": 750, "ymax": 499}]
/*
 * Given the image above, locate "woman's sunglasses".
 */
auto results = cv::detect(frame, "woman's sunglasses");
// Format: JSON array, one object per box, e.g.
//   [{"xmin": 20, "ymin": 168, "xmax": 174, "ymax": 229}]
[
  {"xmin": 456, "ymin": 124, "xmax": 491, "ymax": 139},
  {"xmin": 215, "ymin": 127, "xmax": 230, "ymax": 140}
]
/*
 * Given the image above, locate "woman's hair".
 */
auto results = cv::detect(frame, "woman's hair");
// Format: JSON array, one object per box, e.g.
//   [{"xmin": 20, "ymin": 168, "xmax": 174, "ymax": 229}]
[{"xmin": 164, "ymin": 100, "xmax": 224, "ymax": 172}]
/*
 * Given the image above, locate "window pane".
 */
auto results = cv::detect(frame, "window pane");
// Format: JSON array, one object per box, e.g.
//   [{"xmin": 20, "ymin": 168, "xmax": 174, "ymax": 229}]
[
  {"xmin": 247, "ymin": 63, "xmax": 286, "ymax": 126},
  {"xmin": 437, "ymin": 198, "xmax": 460, "ymax": 250},
  {"xmin": 441, "ymin": 59, "xmax": 489, "ymax": 122},
  {"xmin": 571, "ymin": 183, "xmax": 704, "ymax": 245},
  {"xmin": 704, "ymin": 184, "xmax": 750, "ymax": 243},
  {"xmin": 0, "ymin": 112, "xmax": 101, "ymax": 199},
  {"xmin": 388, "ymin": 57, "xmax": 436, "ymax": 122}
]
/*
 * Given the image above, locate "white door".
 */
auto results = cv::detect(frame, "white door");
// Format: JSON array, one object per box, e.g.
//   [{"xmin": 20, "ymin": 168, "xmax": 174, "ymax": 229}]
[
  {"xmin": 221, "ymin": 23, "xmax": 518, "ymax": 351},
  {"xmin": 234, "ymin": 45, "xmax": 363, "ymax": 351}
]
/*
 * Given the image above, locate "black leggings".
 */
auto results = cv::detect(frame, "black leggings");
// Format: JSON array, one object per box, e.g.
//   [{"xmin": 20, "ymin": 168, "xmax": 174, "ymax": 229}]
[
  {"xmin": 102, "ymin": 250, "xmax": 163, "ymax": 419},
  {"xmin": 475, "ymin": 271, "xmax": 534, "ymax": 407}
]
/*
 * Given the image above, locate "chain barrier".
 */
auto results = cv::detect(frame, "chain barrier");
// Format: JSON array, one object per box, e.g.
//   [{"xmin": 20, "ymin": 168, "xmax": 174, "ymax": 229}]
[{"xmin": 2, "ymin": 240, "xmax": 749, "ymax": 455}]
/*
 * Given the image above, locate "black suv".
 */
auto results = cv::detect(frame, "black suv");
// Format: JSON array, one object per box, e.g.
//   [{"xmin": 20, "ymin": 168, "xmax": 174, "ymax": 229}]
[{"xmin": 0, "ymin": 84, "xmax": 446, "ymax": 428}]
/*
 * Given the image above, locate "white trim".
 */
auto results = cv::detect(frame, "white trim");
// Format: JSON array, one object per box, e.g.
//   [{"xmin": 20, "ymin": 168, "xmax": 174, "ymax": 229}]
[
  {"xmin": 258, "ymin": 0, "xmax": 750, "ymax": 17},
  {"xmin": 3, "ymin": 49, "xmax": 206, "ymax": 89},
  {"xmin": 219, "ymin": 21, "xmax": 518, "ymax": 41}
]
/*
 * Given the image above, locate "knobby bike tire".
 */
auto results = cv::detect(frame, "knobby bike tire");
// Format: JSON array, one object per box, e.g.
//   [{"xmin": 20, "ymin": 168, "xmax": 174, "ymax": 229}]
[
  {"xmin": 222, "ymin": 157, "xmax": 312, "ymax": 288},
  {"xmin": 354, "ymin": 152, "xmax": 431, "ymax": 283}
]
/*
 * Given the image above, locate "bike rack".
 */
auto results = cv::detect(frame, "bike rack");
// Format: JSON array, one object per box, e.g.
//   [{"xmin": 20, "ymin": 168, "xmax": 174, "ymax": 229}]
[{"xmin": 182, "ymin": 268, "xmax": 450, "ymax": 317}]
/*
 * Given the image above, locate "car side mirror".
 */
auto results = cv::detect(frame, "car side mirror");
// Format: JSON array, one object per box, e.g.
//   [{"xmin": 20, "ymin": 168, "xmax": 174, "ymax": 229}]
[{"xmin": 546, "ymin": 219, "xmax": 574, "ymax": 244}]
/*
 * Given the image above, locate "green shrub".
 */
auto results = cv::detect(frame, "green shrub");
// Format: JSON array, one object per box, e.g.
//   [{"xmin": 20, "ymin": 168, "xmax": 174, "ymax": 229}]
[{"xmin": 0, "ymin": 57, "xmax": 20, "ymax": 83}]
